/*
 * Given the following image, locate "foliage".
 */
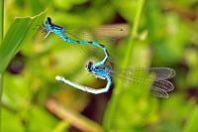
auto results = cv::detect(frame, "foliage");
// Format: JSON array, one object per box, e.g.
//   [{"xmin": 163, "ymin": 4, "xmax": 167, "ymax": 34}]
[{"xmin": 1, "ymin": 0, "xmax": 198, "ymax": 131}]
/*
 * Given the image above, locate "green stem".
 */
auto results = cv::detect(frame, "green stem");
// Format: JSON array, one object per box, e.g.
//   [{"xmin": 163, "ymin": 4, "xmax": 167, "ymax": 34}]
[
  {"xmin": 0, "ymin": 0, "xmax": 3, "ymax": 42},
  {"xmin": 0, "ymin": 0, "xmax": 4, "ymax": 129},
  {"xmin": 103, "ymin": 0, "xmax": 145, "ymax": 129},
  {"xmin": 123, "ymin": 0, "xmax": 145, "ymax": 69}
]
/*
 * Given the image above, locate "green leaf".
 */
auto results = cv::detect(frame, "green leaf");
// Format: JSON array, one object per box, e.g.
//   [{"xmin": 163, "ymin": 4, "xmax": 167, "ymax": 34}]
[{"xmin": 0, "ymin": 11, "xmax": 46, "ymax": 73}]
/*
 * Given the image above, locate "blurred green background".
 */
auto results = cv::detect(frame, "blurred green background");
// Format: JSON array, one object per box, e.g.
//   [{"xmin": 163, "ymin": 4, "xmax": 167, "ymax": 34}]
[{"xmin": 1, "ymin": 0, "xmax": 198, "ymax": 131}]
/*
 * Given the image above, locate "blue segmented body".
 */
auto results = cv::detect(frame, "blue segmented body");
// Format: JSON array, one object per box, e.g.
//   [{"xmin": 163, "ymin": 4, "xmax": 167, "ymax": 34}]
[
  {"xmin": 56, "ymin": 61, "xmax": 112, "ymax": 94},
  {"xmin": 43, "ymin": 17, "xmax": 109, "ymax": 67}
]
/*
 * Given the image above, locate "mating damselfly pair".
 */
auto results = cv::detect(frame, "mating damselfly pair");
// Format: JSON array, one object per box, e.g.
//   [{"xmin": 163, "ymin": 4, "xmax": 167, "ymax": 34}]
[{"xmin": 40, "ymin": 17, "xmax": 176, "ymax": 98}]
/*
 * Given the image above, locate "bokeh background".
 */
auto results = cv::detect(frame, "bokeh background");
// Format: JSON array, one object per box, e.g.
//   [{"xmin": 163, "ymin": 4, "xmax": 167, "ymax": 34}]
[{"xmin": 1, "ymin": 0, "xmax": 198, "ymax": 131}]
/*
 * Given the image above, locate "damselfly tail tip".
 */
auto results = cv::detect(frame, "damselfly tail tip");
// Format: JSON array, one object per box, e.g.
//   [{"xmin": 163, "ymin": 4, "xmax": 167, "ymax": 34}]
[{"xmin": 55, "ymin": 75, "xmax": 62, "ymax": 81}]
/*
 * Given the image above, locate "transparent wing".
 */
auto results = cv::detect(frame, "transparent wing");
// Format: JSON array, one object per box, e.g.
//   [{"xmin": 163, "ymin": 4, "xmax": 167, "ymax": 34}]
[
  {"xmin": 111, "ymin": 67, "xmax": 176, "ymax": 81},
  {"xmin": 110, "ymin": 67, "xmax": 175, "ymax": 98},
  {"xmin": 65, "ymin": 24, "xmax": 129, "ymax": 40},
  {"xmin": 148, "ymin": 67, "xmax": 176, "ymax": 80},
  {"xmin": 93, "ymin": 24, "xmax": 129, "ymax": 38},
  {"xmin": 149, "ymin": 80, "xmax": 174, "ymax": 98},
  {"xmin": 150, "ymin": 87, "xmax": 169, "ymax": 98},
  {"xmin": 152, "ymin": 80, "xmax": 174, "ymax": 92}
]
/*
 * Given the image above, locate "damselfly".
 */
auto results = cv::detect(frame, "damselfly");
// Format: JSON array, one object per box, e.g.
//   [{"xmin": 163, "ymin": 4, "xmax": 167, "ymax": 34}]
[
  {"xmin": 56, "ymin": 60, "xmax": 176, "ymax": 98},
  {"xmin": 42, "ymin": 17, "xmax": 109, "ymax": 67}
]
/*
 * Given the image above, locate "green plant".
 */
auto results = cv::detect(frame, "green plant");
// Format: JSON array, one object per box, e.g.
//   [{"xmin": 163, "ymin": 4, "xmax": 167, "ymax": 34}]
[{"xmin": 0, "ymin": 6, "xmax": 46, "ymax": 129}]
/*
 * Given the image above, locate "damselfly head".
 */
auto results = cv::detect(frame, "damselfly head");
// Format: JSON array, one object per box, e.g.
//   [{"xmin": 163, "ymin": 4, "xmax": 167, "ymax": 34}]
[
  {"xmin": 34, "ymin": 17, "xmax": 51, "ymax": 33},
  {"xmin": 44, "ymin": 17, "xmax": 53, "ymax": 30},
  {"xmin": 46, "ymin": 17, "xmax": 52, "ymax": 25},
  {"xmin": 45, "ymin": 17, "xmax": 64, "ymax": 31},
  {"xmin": 86, "ymin": 61, "xmax": 93, "ymax": 72}
]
